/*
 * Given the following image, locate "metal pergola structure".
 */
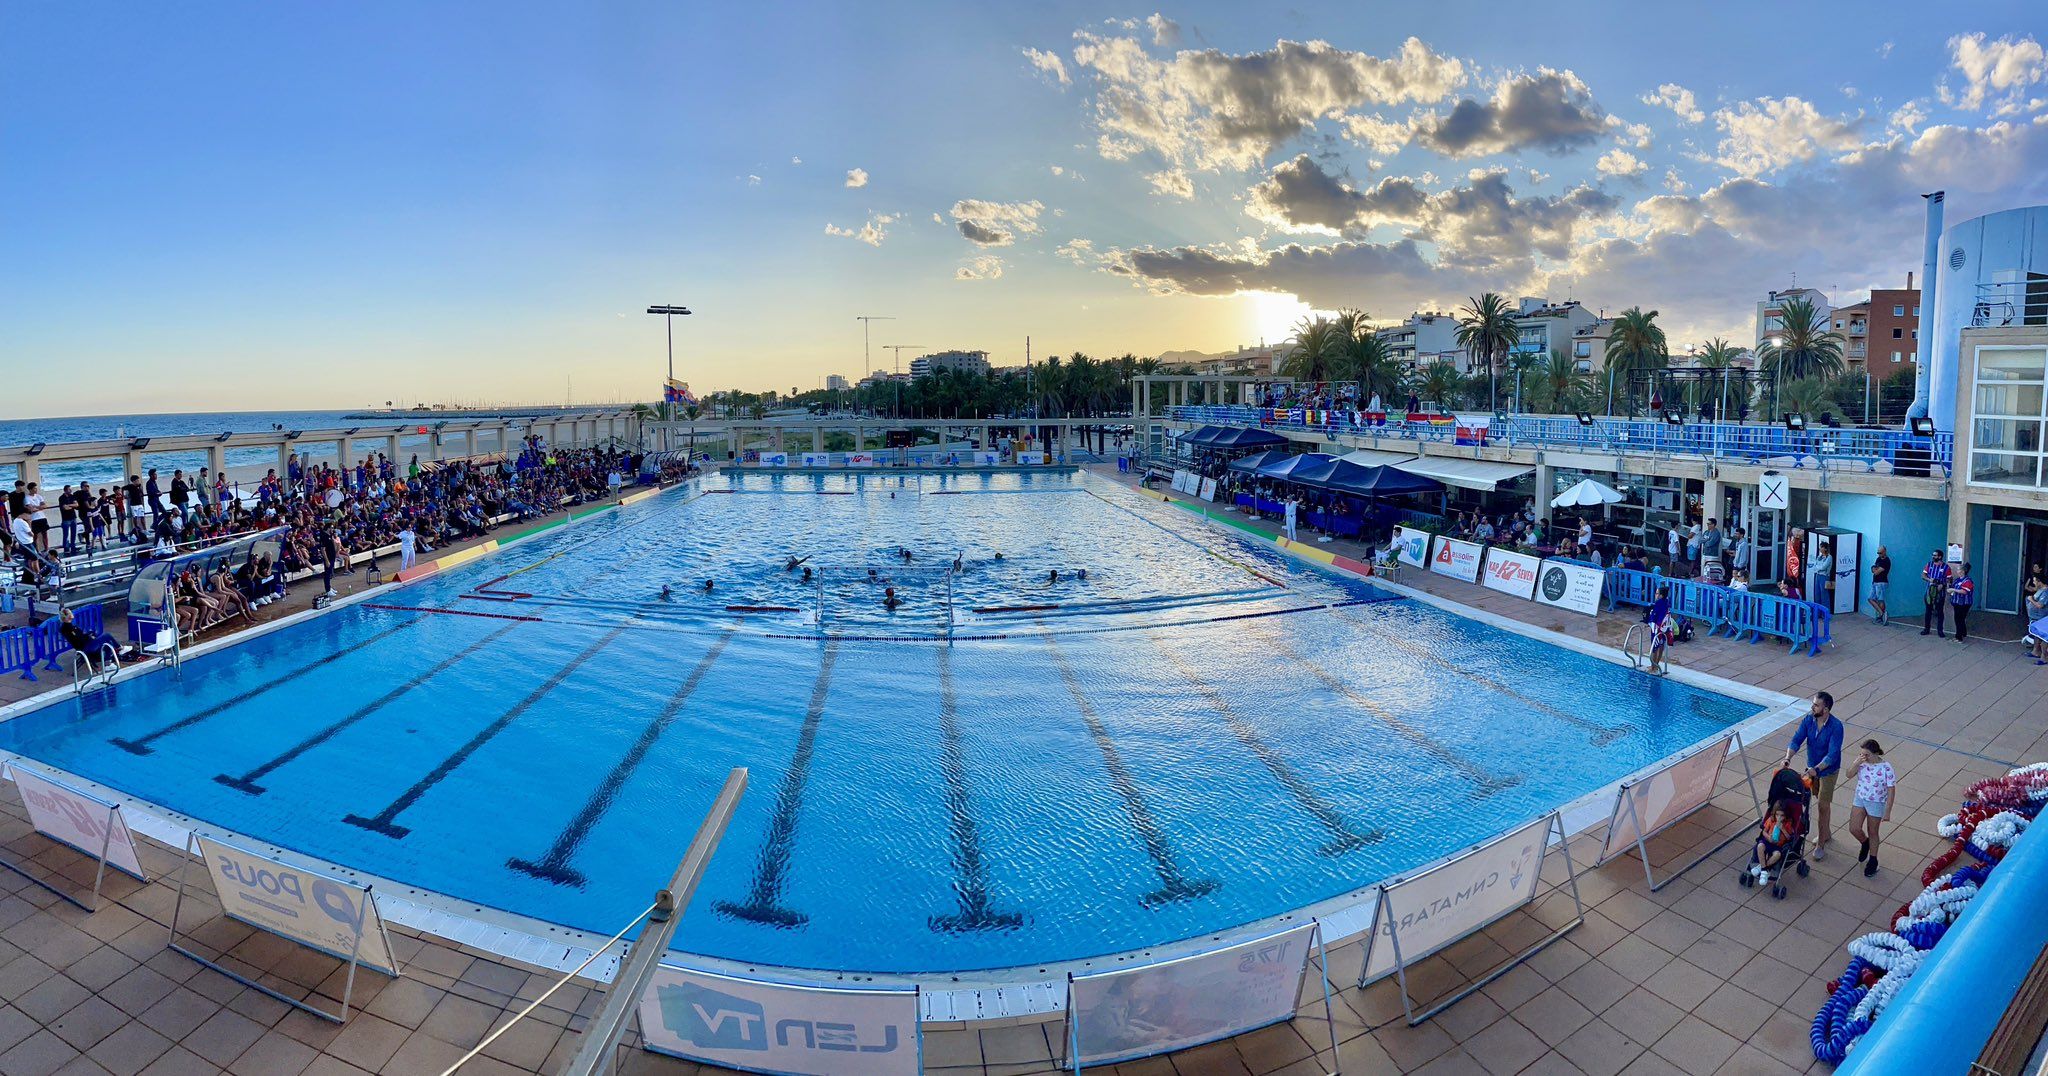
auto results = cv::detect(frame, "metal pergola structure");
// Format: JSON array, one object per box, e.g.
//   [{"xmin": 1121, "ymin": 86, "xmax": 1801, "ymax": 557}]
[{"xmin": 1623, "ymin": 368, "xmax": 1771, "ymax": 422}]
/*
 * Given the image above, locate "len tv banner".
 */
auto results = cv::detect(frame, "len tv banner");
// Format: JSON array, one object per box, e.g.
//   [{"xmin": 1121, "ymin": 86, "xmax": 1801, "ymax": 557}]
[
  {"xmin": 1481, "ymin": 547, "xmax": 1541, "ymax": 600},
  {"xmin": 1364, "ymin": 813, "xmax": 1551, "ymax": 982},
  {"xmin": 1068, "ymin": 922, "xmax": 1317, "ymax": 1068},
  {"xmin": 1393, "ymin": 526, "xmax": 1433, "ymax": 569},
  {"xmin": 639, "ymin": 963, "xmax": 920, "ymax": 1076},
  {"xmin": 1534, "ymin": 559, "xmax": 1604, "ymax": 615},
  {"xmin": 1430, "ymin": 536, "xmax": 1484, "ymax": 583},
  {"xmin": 193, "ymin": 835, "xmax": 397, "ymax": 975}
]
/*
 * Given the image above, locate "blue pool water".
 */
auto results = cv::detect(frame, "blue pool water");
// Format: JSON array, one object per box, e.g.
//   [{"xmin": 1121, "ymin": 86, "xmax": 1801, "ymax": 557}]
[{"xmin": 0, "ymin": 471, "xmax": 1760, "ymax": 974}]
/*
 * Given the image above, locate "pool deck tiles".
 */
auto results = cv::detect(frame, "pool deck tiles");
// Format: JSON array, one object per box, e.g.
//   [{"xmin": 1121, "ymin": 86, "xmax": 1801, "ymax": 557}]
[{"xmin": 0, "ymin": 463, "xmax": 2044, "ymax": 1073}]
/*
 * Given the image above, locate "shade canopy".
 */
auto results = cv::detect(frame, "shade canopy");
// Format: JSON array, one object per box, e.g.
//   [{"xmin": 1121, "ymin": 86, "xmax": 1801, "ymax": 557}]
[
  {"xmin": 1393, "ymin": 456, "xmax": 1535, "ymax": 492},
  {"xmin": 1254, "ymin": 452, "xmax": 1336, "ymax": 479},
  {"xmin": 1551, "ymin": 477, "xmax": 1625, "ymax": 507},
  {"xmin": 1320, "ymin": 464, "xmax": 1445, "ymax": 497},
  {"xmin": 1206, "ymin": 426, "xmax": 1289, "ymax": 449},
  {"xmin": 1226, "ymin": 449, "xmax": 1293, "ymax": 474},
  {"xmin": 1337, "ymin": 448, "xmax": 1419, "ymax": 468},
  {"xmin": 1176, "ymin": 425, "xmax": 1225, "ymax": 446}
]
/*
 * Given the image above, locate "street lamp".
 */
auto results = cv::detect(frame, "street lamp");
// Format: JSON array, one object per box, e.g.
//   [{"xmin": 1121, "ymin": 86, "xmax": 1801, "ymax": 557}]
[
  {"xmin": 856, "ymin": 316, "xmax": 894, "ymax": 414},
  {"xmin": 647, "ymin": 305, "xmax": 692, "ymax": 421}
]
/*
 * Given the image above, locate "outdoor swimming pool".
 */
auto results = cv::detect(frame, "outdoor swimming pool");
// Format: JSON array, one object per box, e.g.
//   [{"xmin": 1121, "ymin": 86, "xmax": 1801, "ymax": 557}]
[{"xmin": 0, "ymin": 471, "xmax": 1763, "ymax": 975}]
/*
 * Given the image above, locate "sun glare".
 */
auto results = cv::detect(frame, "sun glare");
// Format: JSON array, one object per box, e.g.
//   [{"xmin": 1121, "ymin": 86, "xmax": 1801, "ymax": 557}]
[{"xmin": 1243, "ymin": 290, "xmax": 1311, "ymax": 347}]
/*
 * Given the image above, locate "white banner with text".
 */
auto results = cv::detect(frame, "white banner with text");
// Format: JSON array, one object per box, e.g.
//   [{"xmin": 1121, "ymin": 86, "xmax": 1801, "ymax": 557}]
[
  {"xmin": 1069, "ymin": 922, "xmax": 1316, "ymax": 1068},
  {"xmin": 193, "ymin": 836, "xmax": 397, "ymax": 974},
  {"xmin": 1365, "ymin": 814, "xmax": 1550, "ymax": 982},
  {"xmin": 9, "ymin": 765, "xmax": 146, "ymax": 880},
  {"xmin": 1533, "ymin": 559, "xmax": 1604, "ymax": 616},
  {"xmin": 639, "ymin": 964, "xmax": 920, "ymax": 1076},
  {"xmin": 800, "ymin": 453, "xmax": 829, "ymax": 467},
  {"xmin": 1481, "ymin": 547, "xmax": 1542, "ymax": 600},
  {"xmin": 1393, "ymin": 526, "xmax": 1433, "ymax": 569},
  {"xmin": 1430, "ymin": 536, "xmax": 1484, "ymax": 583},
  {"xmin": 1598, "ymin": 734, "xmax": 1734, "ymax": 862}
]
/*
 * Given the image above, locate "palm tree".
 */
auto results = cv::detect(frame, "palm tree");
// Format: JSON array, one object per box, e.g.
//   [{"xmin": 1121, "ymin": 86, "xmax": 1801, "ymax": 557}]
[
  {"xmin": 1455, "ymin": 293, "xmax": 1518, "ymax": 413},
  {"xmin": 1334, "ymin": 310, "xmax": 1402, "ymax": 405},
  {"xmin": 1758, "ymin": 296, "xmax": 1846, "ymax": 406},
  {"xmin": 1603, "ymin": 307, "xmax": 1668, "ymax": 416},
  {"xmin": 1281, "ymin": 315, "xmax": 1346, "ymax": 384},
  {"xmin": 1690, "ymin": 337, "xmax": 1749, "ymax": 420},
  {"xmin": 1532, "ymin": 349, "xmax": 1590, "ymax": 414},
  {"xmin": 1777, "ymin": 376, "xmax": 1831, "ymax": 420},
  {"xmin": 1417, "ymin": 360, "xmax": 1466, "ymax": 411}
]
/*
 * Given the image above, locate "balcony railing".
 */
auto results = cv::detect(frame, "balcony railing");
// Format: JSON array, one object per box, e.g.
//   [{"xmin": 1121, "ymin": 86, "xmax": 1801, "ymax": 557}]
[{"xmin": 1164, "ymin": 405, "xmax": 1953, "ymax": 474}]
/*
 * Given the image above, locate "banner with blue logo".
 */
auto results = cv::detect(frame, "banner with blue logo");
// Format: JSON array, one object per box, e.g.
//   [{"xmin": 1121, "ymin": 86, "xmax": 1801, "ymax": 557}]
[
  {"xmin": 638, "ymin": 963, "xmax": 921, "ymax": 1076},
  {"xmin": 193, "ymin": 835, "xmax": 397, "ymax": 975}
]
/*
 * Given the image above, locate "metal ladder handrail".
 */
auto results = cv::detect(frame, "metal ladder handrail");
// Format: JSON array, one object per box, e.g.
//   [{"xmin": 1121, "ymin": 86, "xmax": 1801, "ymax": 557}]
[
  {"xmin": 66, "ymin": 641, "xmax": 122, "ymax": 696},
  {"xmin": 1622, "ymin": 623, "xmax": 1650, "ymax": 669}
]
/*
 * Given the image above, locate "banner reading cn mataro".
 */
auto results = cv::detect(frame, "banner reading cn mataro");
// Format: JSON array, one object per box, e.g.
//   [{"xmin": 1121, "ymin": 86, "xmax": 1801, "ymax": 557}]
[
  {"xmin": 194, "ymin": 836, "xmax": 397, "ymax": 975},
  {"xmin": 1364, "ymin": 813, "xmax": 1550, "ymax": 981},
  {"xmin": 639, "ymin": 963, "xmax": 920, "ymax": 1076}
]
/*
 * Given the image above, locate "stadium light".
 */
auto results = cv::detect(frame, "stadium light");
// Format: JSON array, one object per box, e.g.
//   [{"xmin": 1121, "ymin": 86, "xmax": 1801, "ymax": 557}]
[
  {"xmin": 1663, "ymin": 410, "xmax": 1684, "ymax": 426},
  {"xmin": 1783, "ymin": 414, "xmax": 1806, "ymax": 431},
  {"xmin": 1910, "ymin": 416, "xmax": 1935, "ymax": 435}
]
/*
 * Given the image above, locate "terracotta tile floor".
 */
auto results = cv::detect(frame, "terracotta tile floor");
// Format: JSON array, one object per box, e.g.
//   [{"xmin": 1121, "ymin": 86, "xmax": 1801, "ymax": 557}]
[{"xmin": 0, "ymin": 467, "xmax": 2040, "ymax": 1074}]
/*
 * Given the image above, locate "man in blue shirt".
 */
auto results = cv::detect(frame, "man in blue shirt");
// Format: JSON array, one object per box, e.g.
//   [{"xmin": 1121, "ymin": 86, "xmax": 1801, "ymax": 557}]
[{"xmin": 1783, "ymin": 691, "xmax": 1845, "ymax": 859}]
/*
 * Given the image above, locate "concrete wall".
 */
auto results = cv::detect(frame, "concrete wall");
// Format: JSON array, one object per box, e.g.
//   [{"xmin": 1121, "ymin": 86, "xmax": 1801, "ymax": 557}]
[{"xmin": 1829, "ymin": 492, "xmax": 1951, "ymax": 618}]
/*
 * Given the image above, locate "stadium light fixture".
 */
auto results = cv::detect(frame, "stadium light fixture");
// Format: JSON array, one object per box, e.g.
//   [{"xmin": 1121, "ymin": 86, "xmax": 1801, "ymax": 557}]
[{"xmin": 1783, "ymin": 414, "xmax": 1806, "ymax": 431}]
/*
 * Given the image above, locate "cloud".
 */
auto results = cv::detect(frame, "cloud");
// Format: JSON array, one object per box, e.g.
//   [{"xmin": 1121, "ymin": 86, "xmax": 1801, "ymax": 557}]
[
  {"xmin": 956, "ymin": 256, "xmax": 1005, "ymax": 280},
  {"xmin": 1145, "ymin": 13, "xmax": 1179, "ymax": 47},
  {"xmin": 791, "ymin": 156, "xmax": 802, "ymax": 165},
  {"xmin": 1024, "ymin": 47, "xmax": 1070, "ymax": 86},
  {"xmin": 1641, "ymin": 83, "xmax": 1705, "ymax": 124},
  {"xmin": 823, "ymin": 211, "xmax": 899, "ymax": 247},
  {"xmin": 1244, "ymin": 154, "xmax": 1425, "ymax": 234},
  {"xmin": 745, "ymin": 174, "xmax": 762, "ymax": 186},
  {"xmin": 1596, "ymin": 149, "xmax": 1648, "ymax": 176},
  {"xmin": 1943, "ymin": 32, "xmax": 2047, "ymax": 111},
  {"xmin": 1148, "ymin": 168, "xmax": 1194, "ymax": 199},
  {"xmin": 1709, "ymin": 96, "xmax": 1864, "ymax": 176},
  {"xmin": 1065, "ymin": 31, "xmax": 1465, "ymax": 172},
  {"xmin": 1056, "ymin": 238, "xmax": 1097, "ymax": 264},
  {"xmin": 1050, "ymin": 165, "xmax": 1064, "ymax": 176},
  {"xmin": 1663, "ymin": 169, "xmax": 1688, "ymax": 193},
  {"xmin": 949, "ymin": 199, "xmax": 1045, "ymax": 246},
  {"xmin": 845, "ymin": 168, "xmax": 869, "ymax": 188},
  {"xmin": 1878, "ymin": 41, "xmax": 1895, "ymax": 59},
  {"xmin": 1339, "ymin": 113, "xmax": 1414, "ymax": 154},
  {"xmin": 1415, "ymin": 69, "xmax": 1608, "ymax": 157}
]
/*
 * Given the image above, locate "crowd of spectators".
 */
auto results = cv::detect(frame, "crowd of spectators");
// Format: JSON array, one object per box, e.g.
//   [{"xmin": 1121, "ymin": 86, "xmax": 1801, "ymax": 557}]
[{"xmin": 3, "ymin": 438, "xmax": 699, "ymax": 639}]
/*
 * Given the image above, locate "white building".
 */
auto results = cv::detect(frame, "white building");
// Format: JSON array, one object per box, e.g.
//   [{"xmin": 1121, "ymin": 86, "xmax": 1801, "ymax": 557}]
[
  {"xmin": 1379, "ymin": 312, "xmax": 1462, "ymax": 370},
  {"xmin": 825, "ymin": 374, "xmax": 849, "ymax": 391},
  {"xmin": 908, "ymin": 350, "xmax": 991, "ymax": 379},
  {"xmin": 1505, "ymin": 298, "xmax": 1602, "ymax": 373},
  {"xmin": 1754, "ymin": 286, "xmax": 1832, "ymax": 353}
]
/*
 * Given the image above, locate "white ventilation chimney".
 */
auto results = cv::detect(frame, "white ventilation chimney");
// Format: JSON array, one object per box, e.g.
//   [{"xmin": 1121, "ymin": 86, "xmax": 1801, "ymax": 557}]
[{"xmin": 1906, "ymin": 191, "xmax": 1943, "ymax": 424}]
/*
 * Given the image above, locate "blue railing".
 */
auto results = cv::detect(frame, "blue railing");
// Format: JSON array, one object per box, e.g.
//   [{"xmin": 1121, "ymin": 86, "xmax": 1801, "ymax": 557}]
[
  {"xmin": 1167, "ymin": 405, "xmax": 1953, "ymax": 474},
  {"xmin": 1604, "ymin": 567, "xmax": 1830, "ymax": 655},
  {"xmin": 1, "ymin": 603, "xmax": 107, "ymax": 681}
]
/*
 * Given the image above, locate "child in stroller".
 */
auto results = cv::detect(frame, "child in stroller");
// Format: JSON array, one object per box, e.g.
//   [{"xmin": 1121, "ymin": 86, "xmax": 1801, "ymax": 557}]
[{"xmin": 1740, "ymin": 768, "xmax": 1811, "ymax": 898}]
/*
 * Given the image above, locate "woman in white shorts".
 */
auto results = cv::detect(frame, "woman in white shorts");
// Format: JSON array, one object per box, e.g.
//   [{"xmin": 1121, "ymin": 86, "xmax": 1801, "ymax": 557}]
[{"xmin": 1847, "ymin": 739, "xmax": 1896, "ymax": 878}]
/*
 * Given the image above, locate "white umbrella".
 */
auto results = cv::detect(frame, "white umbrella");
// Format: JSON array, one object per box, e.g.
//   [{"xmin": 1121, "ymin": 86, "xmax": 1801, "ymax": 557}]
[{"xmin": 1551, "ymin": 477, "xmax": 1624, "ymax": 508}]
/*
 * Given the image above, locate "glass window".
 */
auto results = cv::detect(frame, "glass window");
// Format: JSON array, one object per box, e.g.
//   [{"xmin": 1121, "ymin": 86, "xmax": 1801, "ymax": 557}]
[
  {"xmin": 1975, "ymin": 384, "xmax": 2045, "ymax": 418},
  {"xmin": 1574, "ymin": 341, "xmax": 1591, "ymax": 357},
  {"xmin": 1893, "ymin": 305, "xmax": 1905, "ymax": 316},
  {"xmin": 1971, "ymin": 452, "xmax": 2041, "ymax": 487},
  {"xmin": 1973, "ymin": 419, "xmax": 2043, "ymax": 453},
  {"xmin": 1892, "ymin": 351, "xmax": 1904, "ymax": 362},
  {"xmin": 1977, "ymin": 348, "xmax": 2048, "ymax": 383}
]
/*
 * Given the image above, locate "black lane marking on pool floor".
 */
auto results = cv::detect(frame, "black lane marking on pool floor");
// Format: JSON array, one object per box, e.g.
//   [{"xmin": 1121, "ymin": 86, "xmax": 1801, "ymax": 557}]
[
  {"xmin": 213, "ymin": 623, "xmax": 521, "ymax": 796},
  {"xmin": 1148, "ymin": 637, "xmax": 1385, "ymax": 857},
  {"xmin": 112, "ymin": 617, "xmax": 425, "ymax": 756},
  {"xmin": 928, "ymin": 647, "xmax": 1025, "ymax": 933},
  {"xmin": 716, "ymin": 641, "xmax": 840, "ymax": 929},
  {"xmin": 1041, "ymin": 629, "xmax": 1219, "ymax": 908},
  {"xmin": 507, "ymin": 625, "xmax": 742, "ymax": 887},
  {"xmin": 1327, "ymin": 607, "xmax": 1633, "ymax": 746},
  {"xmin": 1247, "ymin": 624, "xmax": 1522, "ymax": 795},
  {"xmin": 342, "ymin": 626, "xmax": 630, "ymax": 839}
]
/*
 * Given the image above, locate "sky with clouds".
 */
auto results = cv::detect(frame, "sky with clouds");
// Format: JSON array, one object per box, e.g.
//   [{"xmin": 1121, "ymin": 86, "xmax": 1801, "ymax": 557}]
[{"xmin": 6, "ymin": 1, "xmax": 2048, "ymax": 416}]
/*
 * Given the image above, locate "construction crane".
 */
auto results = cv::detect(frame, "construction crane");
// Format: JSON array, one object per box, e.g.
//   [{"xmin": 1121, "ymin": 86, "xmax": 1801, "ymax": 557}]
[{"xmin": 881, "ymin": 344, "xmax": 925, "ymax": 420}]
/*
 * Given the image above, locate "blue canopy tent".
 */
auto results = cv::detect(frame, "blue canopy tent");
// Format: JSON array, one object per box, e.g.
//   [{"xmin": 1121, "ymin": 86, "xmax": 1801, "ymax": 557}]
[
  {"xmin": 1226, "ymin": 449, "xmax": 1292, "ymax": 474},
  {"xmin": 1254, "ymin": 452, "xmax": 1336, "ymax": 480},
  {"xmin": 1175, "ymin": 425, "xmax": 1226, "ymax": 447},
  {"xmin": 1312, "ymin": 463, "xmax": 1444, "ymax": 498},
  {"xmin": 1205, "ymin": 426, "xmax": 1288, "ymax": 449}
]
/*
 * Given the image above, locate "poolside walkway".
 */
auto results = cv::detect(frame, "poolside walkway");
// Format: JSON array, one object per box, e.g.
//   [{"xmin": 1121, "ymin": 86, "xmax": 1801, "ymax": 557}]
[{"xmin": 0, "ymin": 466, "xmax": 2040, "ymax": 1075}]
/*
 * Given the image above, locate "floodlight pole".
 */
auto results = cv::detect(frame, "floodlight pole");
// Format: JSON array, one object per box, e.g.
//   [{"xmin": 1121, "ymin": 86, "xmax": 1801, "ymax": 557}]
[
  {"xmin": 647, "ymin": 305, "xmax": 692, "ymax": 422},
  {"xmin": 857, "ymin": 316, "xmax": 894, "ymax": 415}
]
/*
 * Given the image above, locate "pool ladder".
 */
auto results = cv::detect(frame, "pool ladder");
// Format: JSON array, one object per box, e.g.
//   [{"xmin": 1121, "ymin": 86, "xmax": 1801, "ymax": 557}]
[
  {"xmin": 1622, "ymin": 623, "xmax": 1651, "ymax": 669},
  {"xmin": 68, "ymin": 643, "xmax": 122, "ymax": 699}
]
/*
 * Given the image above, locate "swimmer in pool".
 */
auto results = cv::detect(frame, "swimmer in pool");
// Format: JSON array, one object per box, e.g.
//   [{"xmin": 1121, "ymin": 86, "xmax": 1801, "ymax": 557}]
[
  {"xmin": 993, "ymin": 552, "xmax": 1004, "ymax": 561},
  {"xmin": 1077, "ymin": 568, "xmax": 1088, "ymax": 581},
  {"xmin": 882, "ymin": 586, "xmax": 902, "ymax": 610},
  {"xmin": 867, "ymin": 567, "xmax": 879, "ymax": 583},
  {"xmin": 1049, "ymin": 568, "xmax": 1060, "ymax": 583},
  {"xmin": 703, "ymin": 579, "xmax": 715, "ymax": 593},
  {"xmin": 800, "ymin": 566, "xmax": 812, "ymax": 582},
  {"xmin": 659, "ymin": 584, "xmax": 672, "ymax": 601},
  {"xmin": 784, "ymin": 554, "xmax": 810, "ymax": 572},
  {"xmin": 900, "ymin": 547, "xmax": 913, "ymax": 562},
  {"xmin": 952, "ymin": 554, "xmax": 964, "ymax": 572}
]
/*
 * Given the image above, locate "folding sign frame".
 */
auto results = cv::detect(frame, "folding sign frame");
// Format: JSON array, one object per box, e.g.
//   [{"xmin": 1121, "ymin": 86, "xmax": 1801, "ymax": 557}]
[
  {"xmin": 1599, "ymin": 732, "xmax": 1764, "ymax": 893},
  {"xmin": 0, "ymin": 763, "xmax": 148, "ymax": 912}
]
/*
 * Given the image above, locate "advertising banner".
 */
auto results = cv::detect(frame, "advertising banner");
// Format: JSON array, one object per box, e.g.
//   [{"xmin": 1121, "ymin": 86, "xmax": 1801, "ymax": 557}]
[
  {"xmin": 1454, "ymin": 414, "xmax": 1492, "ymax": 446},
  {"xmin": 1017, "ymin": 451, "xmax": 1046, "ymax": 465},
  {"xmin": 1481, "ymin": 547, "xmax": 1541, "ymax": 600},
  {"xmin": 800, "ymin": 453, "xmax": 829, "ymax": 467},
  {"xmin": 1534, "ymin": 559, "xmax": 1604, "ymax": 616},
  {"xmin": 1198, "ymin": 477, "xmax": 1219, "ymax": 502},
  {"xmin": 1069, "ymin": 923, "xmax": 1316, "ymax": 1068},
  {"xmin": 639, "ymin": 964, "xmax": 920, "ymax": 1076},
  {"xmin": 1430, "ymin": 536, "xmax": 1484, "ymax": 583},
  {"xmin": 848, "ymin": 453, "xmax": 877, "ymax": 467},
  {"xmin": 1364, "ymin": 813, "xmax": 1550, "ymax": 981},
  {"xmin": 1393, "ymin": 526, "xmax": 1432, "ymax": 569},
  {"xmin": 977, "ymin": 451, "xmax": 1001, "ymax": 466},
  {"xmin": 192, "ymin": 836, "xmax": 397, "ymax": 974},
  {"xmin": 1599, "ymin": 734, "xmax": 1733, "ymax": 862},
  {"xmin": 761, "ymin": 452, "xmax": 789, "ymax": 467},
  {"xmin": 1171, "ymin": 469, "xmax": 1192, "ymax": 493},
  {"xmin": 10, "ymin": 765, "xmax": 146, "ymax": 880}
]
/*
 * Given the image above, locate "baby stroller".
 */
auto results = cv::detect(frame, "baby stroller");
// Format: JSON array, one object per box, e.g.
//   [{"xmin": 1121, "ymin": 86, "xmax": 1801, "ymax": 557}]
[{"xmin": 1739, "ymin": 768, "xmax": 1811, "ymax": 899}]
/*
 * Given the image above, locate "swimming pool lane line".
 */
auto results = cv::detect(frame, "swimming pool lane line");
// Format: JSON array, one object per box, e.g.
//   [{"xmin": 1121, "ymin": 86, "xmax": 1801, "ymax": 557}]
[
  {"xmin": 506, "ymin": 624, "xmax": 742, "ymax": 887},
  {"xmin": 1039, "ymin": 628, "xmax": 1220, "ymax": 908},
  {"xmin": 1324, "ymin": 606, "xmax": 1633, "ymax": 747},
  {"xmin": 1146, "ymin": 637, "xmax": 1386, "ymax": 857},
  {"xmin": 928, "ymin": 647, "xmax": 1026, "ymax": 933},
  {"xmin": 1080, "ymin": 486, "xmax": 1292, "ymax": 590},
  {"xmin": 1242, "ymin": 621, "xmax": 1523, "ymax": 796},
  {"xmin": 341, "ymin": 625, "xmax": 632, "ymax": 839},
  {"xmin": 212, "ymin": 622, "xmax": 524, "ymax": 796},
  {"xmin": 715, "ymin": 640, "xmax": 840, "ymax": 929},
  {"xmin": 362, "ymin": 603, "xmax": 544, "ymax": 623},
  {"xmin": 109, "ymin": 616, "xmax": 427, "ymax": 757}
]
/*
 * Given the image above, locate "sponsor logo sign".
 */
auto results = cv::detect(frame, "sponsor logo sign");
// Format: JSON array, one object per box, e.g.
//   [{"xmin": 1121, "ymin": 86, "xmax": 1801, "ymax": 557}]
[
  {"xmin": 194, "ymin": 836, "xmax": 396, "ymax": 974},
  {"xmin": 976, "ymin": 451, "xmax": 1001, "ymax": 466},
  {"xmin": 760, "ymin": 452, "xmax": 789, "ymax": 467},
  {"xmin": 1481, "ymin": 547, "xmax": 1541, "ymax": 600},
  {"xmin": 1534, "ymin": 559, "xmax": 1604, "ymax": 615},
  {"xmin": 800, "ymin": 453, "xmax": 829, "ymax": 467},
  {"xmin": 1198, "ymin": 477, "xmax": 1219, "ymax": 502},
  {"xmin": 1070, "ymin": 923, "xmax": 1316, "ymax": 1067},
  {"xmin": 847, "ymin": 452, "xmax": 876, "ymax": 467},
  {"xmin": 1430, "ymin": 536, "xmax": 1484, "ymax": 583},
  {"xmin": 1365, "ymin": 814, "xmax": 1549, "ymax": 981},
  {"xmin": 10, "ymin": 766, "xmax": 145, "ymax": 880},
  {"xmin": 1599, "ymin": 735, "xmax": 1733, "ymax": 862},
  {"xmin": 1393, "ymin": 526, "xmax": 1432, "ymax": 569},
  {"xmin": 1757, "ymin": 470, "xmax": 1789, "ymax": 511},
  {"xmin": 640, "ymin": 964, "xmax": 919, "ymax": 1076}
]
